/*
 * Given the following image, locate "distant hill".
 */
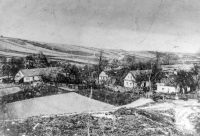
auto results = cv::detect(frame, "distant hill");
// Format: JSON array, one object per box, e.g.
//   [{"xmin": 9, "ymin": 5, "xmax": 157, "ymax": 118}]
[{"xmin": 0, "ymin": 36, "xmax": 198, "ymax": 65}]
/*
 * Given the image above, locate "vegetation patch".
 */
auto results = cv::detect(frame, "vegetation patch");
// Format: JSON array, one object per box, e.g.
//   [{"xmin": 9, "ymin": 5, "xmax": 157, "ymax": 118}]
[
  {"xmin": 0, "ymin": 108, "xmax": 187, "ymax": 136},
  {"xmin": 77, "ymin": 89, "xmax": 140, "ymax": 106},
  {"xmin": 0, "ymin": 83, "xmax": 67, "ymax": 104}
]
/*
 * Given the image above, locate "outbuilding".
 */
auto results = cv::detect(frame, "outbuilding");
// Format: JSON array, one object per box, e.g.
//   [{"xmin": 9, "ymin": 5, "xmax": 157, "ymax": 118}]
[{"xmin": 156, "ymin": 85, "xmax": 177, "ymax": 94}]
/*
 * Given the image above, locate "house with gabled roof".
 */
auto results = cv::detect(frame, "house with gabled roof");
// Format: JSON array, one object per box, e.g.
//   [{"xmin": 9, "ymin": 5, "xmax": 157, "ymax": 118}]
[
  {"xmin": 99, "ymin": 71, "xmax": 109, "ymax": 83},
  {"xmin": 124, "ymin": 70, "xmax": 152, "ymax": 88},
  {"xmin": 15, "ymin": 67, "xmax": 63, "ymax": 83}
]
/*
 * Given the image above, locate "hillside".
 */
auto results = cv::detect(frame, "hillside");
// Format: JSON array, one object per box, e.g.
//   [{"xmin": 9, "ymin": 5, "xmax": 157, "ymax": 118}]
[
  {"xmin": 0, "ymin": 37, "xmax": 198, "ymax": 65},
  {"xmin": 2, "ymin": 98, "xmax": 200, "ymax": 135},
  {"xmin": 3, "ymin": 93, "xmax": 115, "ymax": 119}
]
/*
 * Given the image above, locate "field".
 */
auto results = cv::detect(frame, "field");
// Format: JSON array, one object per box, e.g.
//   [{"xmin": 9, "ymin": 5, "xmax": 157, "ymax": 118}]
[{"xmin": 0, "ymin": 37, "xmax": 198, "ymax": 65}]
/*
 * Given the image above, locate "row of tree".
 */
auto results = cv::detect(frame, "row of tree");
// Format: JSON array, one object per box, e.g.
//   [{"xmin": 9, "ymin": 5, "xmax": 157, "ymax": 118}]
[{"xmin": 1, "ymin": 51, "xmax": 200, "ymax": 93}]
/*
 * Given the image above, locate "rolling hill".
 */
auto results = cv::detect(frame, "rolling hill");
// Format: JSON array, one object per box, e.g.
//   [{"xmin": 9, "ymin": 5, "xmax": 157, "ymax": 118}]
[{"xmin": 0, "ymin": 36, "xmax": 198, "ymax": 65}]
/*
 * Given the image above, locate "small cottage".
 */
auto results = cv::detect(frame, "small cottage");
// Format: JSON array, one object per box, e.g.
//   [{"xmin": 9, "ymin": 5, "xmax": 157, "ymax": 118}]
[
  {"xmin": 99, "ymin": 71, "xmax": 109, "ymax": 83},
  {"xmin": 15, "ymin": 67, "xmax": 62, "ymax": 83}
]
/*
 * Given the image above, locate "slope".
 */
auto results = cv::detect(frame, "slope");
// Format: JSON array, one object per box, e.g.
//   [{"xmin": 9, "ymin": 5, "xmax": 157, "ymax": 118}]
[
  {"xmin": 0, "ymin": 37, "xmax": 198, "ymax": 65},
  {"xmin": 4, "ymin": 92, "xmax": 115, "ymax": 119}
]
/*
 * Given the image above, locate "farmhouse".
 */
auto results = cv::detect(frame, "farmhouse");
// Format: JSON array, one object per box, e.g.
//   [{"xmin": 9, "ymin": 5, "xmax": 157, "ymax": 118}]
[
  {"xmin": 14, "ymin": 67, "xmax": 62, "ymax": 83},
  {"xmin": 124, "ymin": 70, "xmax": 152, "ymax": 88}
]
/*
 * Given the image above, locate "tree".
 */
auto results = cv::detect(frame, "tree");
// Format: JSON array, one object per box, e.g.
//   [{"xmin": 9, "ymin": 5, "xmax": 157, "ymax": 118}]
[
  {"xmin": 110, "ymin": 59, "xmax": 121, "ymax": 68},
  {"xmin": 156, "ymin": 52, "xmax": 161, "ymax": 69},
  {"xmin": 95, "ymin": 51, "xmax": 109, "ymax": 83},
  {"xmin": 135, "ymin": 72, "xmax": 149, "ymax": 89},
  {"xmin": 2, "ymin": 64, "xmax": 10, "ymax": 77},
  {"xmin": 1, "ymin": 57, "xmax": 24, "ymax": 78},
  {"xmin": 25, "ymin": 52, "xmax": 50, "ymax": 68},
  {"xmin": 134, "ymin": 61, "xmax": 165, "ymax": 91},
  {"xmin": 125, "ymin": 55, "xmax": 136, "ymax": 67},
  {"xmin": 41, "ymin": 68, "xmax": 66, "ymax": 85},
  {"xmin": 10, "ymin": 57, "xmax": 24, "ymax": 78},
  {"xmin": 190, "ymin": 64, "xmax": 200, "ymax": 92},
  {"xmin": 175, "ymin": 70, "xmax": 194, "ymax": 93}
]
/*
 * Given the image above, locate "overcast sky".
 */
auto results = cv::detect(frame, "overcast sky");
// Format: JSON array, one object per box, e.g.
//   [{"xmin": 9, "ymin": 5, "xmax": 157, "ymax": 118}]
[{"xmin": 0, "ymin": 0, "xmax": 200, "ymax": 53}]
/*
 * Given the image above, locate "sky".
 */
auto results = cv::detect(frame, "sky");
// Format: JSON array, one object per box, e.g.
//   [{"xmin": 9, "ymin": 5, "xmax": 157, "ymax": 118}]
[{"xmin": 0, "ymin": 0, "xmax": 200, "ymax": 53}]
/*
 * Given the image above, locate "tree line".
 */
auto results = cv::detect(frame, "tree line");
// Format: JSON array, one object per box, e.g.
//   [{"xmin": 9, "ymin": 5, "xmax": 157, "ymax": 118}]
[{"xmin": 0, "ymin": 51, "xmax": 200, "ymax": 93}]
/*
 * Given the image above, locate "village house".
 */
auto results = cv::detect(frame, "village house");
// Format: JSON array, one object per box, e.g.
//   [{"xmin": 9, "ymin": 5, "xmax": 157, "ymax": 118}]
[
  {"xmin": 124, "ymin": 70, "xmax": 152, "ymax": 88},
  {"xmin": 99, "ymin": 71, "xmax": 109, "ymax": 83},
  {"xmin": 14, "ymin": 67, "xmax": 62, "ymax": 83}
]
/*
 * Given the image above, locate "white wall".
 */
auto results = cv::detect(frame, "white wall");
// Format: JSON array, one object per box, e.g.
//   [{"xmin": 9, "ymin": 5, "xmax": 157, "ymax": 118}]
[
  {"xmin": 99, "ymin": 76, "xmax": 108, "ymax": 81},
  {"xmin": 34, "ymin": 76, "xmax": 42, "ymax": 81},
  {"xmin": 124, "ymin": 81, "xmax": 137, "ymax": 88},
  {"xmin": 23, "ymin": 77, "xmax": 34, "ymax": 82},
  {"xmin": 156, "ymin": 86, "xmax": 177, "ymax": 93}
]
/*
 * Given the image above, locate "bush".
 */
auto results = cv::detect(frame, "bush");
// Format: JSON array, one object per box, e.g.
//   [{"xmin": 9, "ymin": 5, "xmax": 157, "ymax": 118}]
[
  {"xmin": 77, "ymin": 89, "xmax": 140, "ymax": 106},
  {"xmin": 1, "ymin": 83, "xmax": 68, "ymax": 104},
  {"xmin": 1, "ymin": 108, "xmax": 186, "ymax": 136}
]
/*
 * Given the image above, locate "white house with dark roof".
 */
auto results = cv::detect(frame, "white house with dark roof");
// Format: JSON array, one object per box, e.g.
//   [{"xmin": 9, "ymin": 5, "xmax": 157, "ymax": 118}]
[
  {"xmin": 124, "ymin": 70, "xmax": 152, "ymax": 88},
  {"xmin": 15, "ymin": 67, "xmax": 62, "ymax": 83}
]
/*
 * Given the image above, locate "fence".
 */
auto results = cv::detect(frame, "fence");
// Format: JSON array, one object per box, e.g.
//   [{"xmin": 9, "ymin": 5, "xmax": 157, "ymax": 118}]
[{"xmin": 178, "ymin": 94, "xmax": 199, "ymax": 99}]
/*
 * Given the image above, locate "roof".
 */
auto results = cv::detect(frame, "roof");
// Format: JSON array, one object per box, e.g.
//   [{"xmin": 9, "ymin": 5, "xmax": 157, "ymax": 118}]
[
  {"xmin": 20, "ymin": 67, "xmax": 62, "ymax": 77},
  {"xmin": 99, "ymin": 71, "xmax": 108, "ymax": 77},
  {"xmin": 129, "ymin": 70, "xmax": 152, "ymax": 76},
  {"xmin": 160, "ymin": 74, "xmax": 177, "ymax": 86},
  {"xmin": 161, "ymin": 64, "xmax": 193, "ymax": 71}
]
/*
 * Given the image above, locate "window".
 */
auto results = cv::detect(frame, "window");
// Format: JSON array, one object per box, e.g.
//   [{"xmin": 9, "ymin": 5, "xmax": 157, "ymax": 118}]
[
  {"xmin": 162, "ymin": 88, "xmax": 164, "ymax": 90},
  {"xmin": 25, "ymin": 77, "xmax": 31, "ymax": 80},
  {"xmin": 127, "ymin": 82, "xmax": 128, "ymax": 85}
]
